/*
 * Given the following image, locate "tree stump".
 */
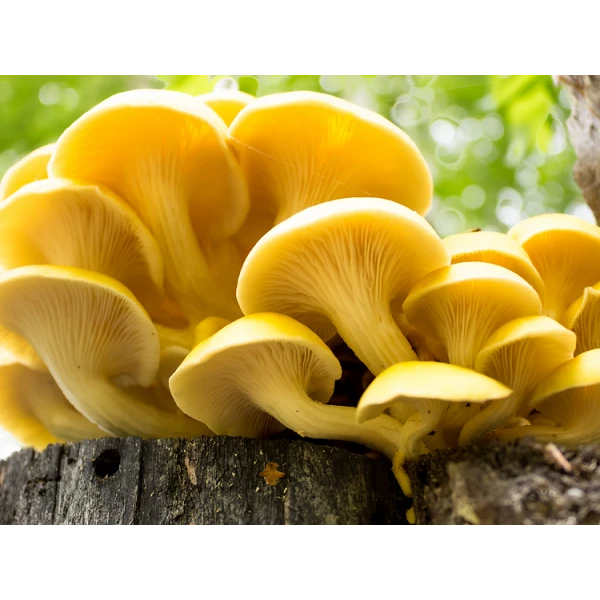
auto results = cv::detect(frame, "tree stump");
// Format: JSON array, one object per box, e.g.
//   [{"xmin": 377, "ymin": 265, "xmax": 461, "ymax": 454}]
[{"xmin": 0, "ymin": 436, "xmax": 409, "ymax": 525}]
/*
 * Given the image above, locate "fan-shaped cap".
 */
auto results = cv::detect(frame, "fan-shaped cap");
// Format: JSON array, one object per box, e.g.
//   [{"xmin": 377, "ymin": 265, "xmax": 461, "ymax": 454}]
[
  {"xmin": 459, "ymin": 316, "xmax": 576, "ymax": 445},
  {"xmin": 403, "ymin": 262, "xmax": 542, "ymax": 369},
  {"xmin": 565, "ymin": 283, "xmax": 600, "ymax": 354},
  {"xmin": 229, "ymin": 91, "xmax": 432, "ymax": 249},
  {"xmin": 0, "ymin": 143, "xmax": 54, "ymax": 201},
  {"xmin": 171, "ymin": 313, "xmax": 341, "ymax": 438},
  {"xmin": 443, "ymin": 230, "xmax": 544, "ymax": 299},
  {"xmin": 0, "ymin": 265, "xmax": 207, "ymax": 438},
  {"xmin": 0, "ymin": 178, "xmax": 171, "ymax": 322},
  {"xmin": 198, "ymin": 90, "xmax": 255, "ymax": 126},
  {"xmin": 237, "ymin": 198, "xmax": 449, "ymax": 375},
  {"xmin": 0, "ymin": 348, "xmax": 104, "ymax": 450},
  {"xmin": 509, "ymin": 213, "xmax": 600, "ymax": 324},
  {"xmin": 48, "ymin": 89, "xmax": 249, "ymax": 322}
]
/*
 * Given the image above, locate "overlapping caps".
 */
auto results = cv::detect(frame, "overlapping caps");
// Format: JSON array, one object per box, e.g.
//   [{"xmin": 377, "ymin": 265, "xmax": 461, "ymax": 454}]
[{"xmin": 1, "ymin": 87, "xmax": 600, "ymax": 492}]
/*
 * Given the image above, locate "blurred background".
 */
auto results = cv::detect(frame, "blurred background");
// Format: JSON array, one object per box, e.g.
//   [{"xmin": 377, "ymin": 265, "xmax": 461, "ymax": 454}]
[{"xmin": 0, "ymin": 74, "xmax": 591, "ymax": 458}]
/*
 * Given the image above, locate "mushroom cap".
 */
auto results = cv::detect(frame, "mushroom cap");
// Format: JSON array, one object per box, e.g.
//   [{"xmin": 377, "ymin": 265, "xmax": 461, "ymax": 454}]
[
  {"xmin": 170, "ymin": 313, "xmax": 342, "ymax": 438},
  {"xmin": 194, "ymin": 316, "xmax": 231, "ymax": 344},
  {"xmin": 49, "ymin": 89, "xmax": 248, "ymax": 240},
  {"xmin": 508, "ymin": 213, "xmax": 600, "ymax": 323},
  {"xmin": 0, "ymin": 178, "xmax": 167, "ymax": 320},
  {"xmin": 197, "ymin": 90, "xmax": 255, "ymax": 126},
  {"xmin": 443, "ymin": 230, "xmax": 545, "ymax": 299},
  {"xmin": 237, "ymin": 197, "xmax": 449, "ymax": 342},
  {"xmin": 229, "ymin": 90, "xmax": 432, "ymax": 239},
  {"xmin": 476, "ymin": 315, "xmax": 576, "ymax": 390},
  {"xmin": 0, "ymin": 143, "xmax": 54, "ymax": 201},
  {"xmin": 565, "ymin": 284, "xmax": 600, "ymax": 354},
  {"xmin": 357, "ymin": 361, "xmax": 511, "ymax": 424},
  {"xmin": 526, "ymin": 349, "xmax": 600, "ymax": 442},
  {"xmin": 402, "ymin": 262, "xmax": 542, "ymax": 368},
  {"xmin": 0, "ymin": 348, "xmax": 104, "ymax": 450},
  {"xmin": 0, "ymin": 265, "xmax": 159, "ymax": 387}
]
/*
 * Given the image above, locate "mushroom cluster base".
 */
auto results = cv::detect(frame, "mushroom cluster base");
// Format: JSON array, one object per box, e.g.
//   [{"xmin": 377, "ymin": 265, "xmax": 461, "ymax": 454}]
[
  {"xmin": 2, "ymin": 436, "xmax": 599, "ymax": 524},
  {"xmin": 407, "ymin": 439, "xmax": 600, "ymax": 524}
]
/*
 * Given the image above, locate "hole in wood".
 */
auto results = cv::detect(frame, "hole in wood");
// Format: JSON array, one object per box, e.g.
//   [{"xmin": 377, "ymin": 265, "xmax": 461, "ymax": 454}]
[{"xmin": 93, "ymin": 449, "xmax": 121, "ymax": 479}]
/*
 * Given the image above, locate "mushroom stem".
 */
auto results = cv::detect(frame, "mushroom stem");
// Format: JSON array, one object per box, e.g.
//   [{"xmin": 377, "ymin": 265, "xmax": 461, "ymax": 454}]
[
  {"xmin": 331, "ymin": 302, "xmax": 416, "ymax": 375},
  {"xmin": 260, "ymin": 385, "xmax": 405, "ymax": 460},
  {"xmin": 401, "ymin": 402, "xmax": 447, "ymax": 460},
  {"xmin": 459, "ymin": 392, "xmax": 523, "ymax": 446},
  {"xmin": 494, "ymin": 419, "xmax": 600, "ymax": 445}
]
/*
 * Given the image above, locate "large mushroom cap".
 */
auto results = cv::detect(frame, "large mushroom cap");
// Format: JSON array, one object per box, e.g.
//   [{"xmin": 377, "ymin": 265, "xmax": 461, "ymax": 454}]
[
  {"xmin": 403, "ymin": 262, "xmax": 542, "ymax": 369},
  {"xmin": 0, "ymin": 348, "xmax": 104, "ymax": 450},
  {"xmin": 443, "ymin": 230, "xmax": 545, "ymax": 299},
  {"xmin": 171, "ymin": 313, "xmax": 341, "ymax": 438},
  {"xmin": 508, "ymin": 213, "xmax": 600, "ymax": 324},
  {"xmin": 48, "ymin": 88, "xmax": 249, "ymax": 321},
  {"xmin": 459, "ymin": 315, "xmax": 576, "ymax": 445},
  {"xmin": 0, "ymin": 143, "xmax": 54, "ymax": 201},
  {"xmin": 0, "ymin": 265, "xmax": 206, "ymax": 438},
  {"xmin": 237, "ymin": 197, "xmax": 449, "ymax": 374},
  {"xmin": 0, "ymin": 178, "xmax": 169, "ymax": 322},
  {"xmin": 229, "ymin": 91, "xmax": 432, "ymax": 248},
  {"xmin": 197, "ymin": 90, "xmax": 255, "ymax": 126}
]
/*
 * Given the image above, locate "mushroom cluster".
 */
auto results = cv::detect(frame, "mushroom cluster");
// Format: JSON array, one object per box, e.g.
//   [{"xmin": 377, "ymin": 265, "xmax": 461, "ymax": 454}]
[{"xmin": 2, "ymin": 87, "xmax": 600, "ymax": 496}]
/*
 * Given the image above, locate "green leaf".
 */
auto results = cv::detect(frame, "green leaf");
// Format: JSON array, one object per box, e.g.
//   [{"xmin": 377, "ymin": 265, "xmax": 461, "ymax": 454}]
[{"xmin": 156, "ymin": 75, "xmax": 212, "ymax": 94}]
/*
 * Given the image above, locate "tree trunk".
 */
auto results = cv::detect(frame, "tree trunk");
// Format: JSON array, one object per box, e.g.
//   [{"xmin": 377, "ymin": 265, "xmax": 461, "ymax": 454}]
[{"xmin": 0, "ymin": 436, "xmax": 409, "ymax": 525}]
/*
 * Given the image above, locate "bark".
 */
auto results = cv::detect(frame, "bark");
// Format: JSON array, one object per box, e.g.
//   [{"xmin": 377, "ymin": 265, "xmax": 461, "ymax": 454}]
[
  {"xmin": 406, "ymin": 439, "xmax": 600, "ymax": 524},
  {"xmin": 0, "ymin": 436, "xmax": 409, "ymax": 525},
  {"xmin": 559, "ymin": 75, "xmax": 600, "ymax": 221}
]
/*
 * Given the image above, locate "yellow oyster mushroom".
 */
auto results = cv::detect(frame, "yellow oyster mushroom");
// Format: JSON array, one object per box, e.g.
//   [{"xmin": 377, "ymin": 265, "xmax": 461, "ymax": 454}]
[
  {"xmin": 0, "ymin": 347, "xmax": 104, "ymax": 451},
  {"xmin": 357, "ymin": 362, "xmax": 511, "ymax": 460},
  {"xmin": 0, "ymin": 265, "xmax": 211, "ymax": 439},
  {"xmin": 229, "ymin": 91, "xmax": 432, "ymax": 251},
  {"xmin": 0, "ymin": 143, "xmax": 54, "ymax": 201},
  {"xmin": 170, "ymin": 313, "xmax": 405, "ymax": 459},
  {"xmin": 509, "ymin": 213, "xmax": 600, "ymax": 324},
  {"xmin": 48, "ymin": 89, "xmax": 249, "ymax": 323},
  {"xmin": 0, "ymin": 178, "xmax": 174, "ymax": 323},
  {"xmin": 443, "ymin": 230, "xmax": 545, "ymax": 299},
  {"xmin": 497, "ymin": 349, "xmax": 600, "ymax": 445},
  {"xmin": 237, "ymin": 198, "xmax": 450, "ymax": 376},
  {"xmin": 459, "ymin": 316, "xmax": 576, "ymax": 445},
  {"xmin": 198, "ymin": 90, "xmax": 255, "ymax": 126},
  {"xmin": 403, "ymin": 262, "xmax": 542, "ymax": 370},
  {"xmin": 564, "ymin": 283, "xmax": 600, "ymax": 354}
]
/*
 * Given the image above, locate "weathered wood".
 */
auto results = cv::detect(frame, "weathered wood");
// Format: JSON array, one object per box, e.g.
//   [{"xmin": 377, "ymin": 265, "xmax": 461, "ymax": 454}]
[
  {"xmin": 406, "ymin": 438, "xmax": 600, "ymax": 524},
  {"xmin": 0, "ymin": 436, "xmax": 409, "ymax": 524},
  {"xmin": 559, "ymin": 75, "xmax": 600, "ymax": 221}
]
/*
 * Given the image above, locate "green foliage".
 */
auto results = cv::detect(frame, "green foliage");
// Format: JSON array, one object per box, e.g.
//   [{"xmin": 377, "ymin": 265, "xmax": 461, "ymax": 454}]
[{"xmin": 0, "ymin": 74, "xmax": 586, "ymax": 234}]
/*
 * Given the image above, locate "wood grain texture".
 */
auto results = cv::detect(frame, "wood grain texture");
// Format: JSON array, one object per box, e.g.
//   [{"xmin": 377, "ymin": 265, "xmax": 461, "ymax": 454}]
[
  {"xmin": 406, "ymin": 439, "xmax": 600, "ymax": 524},
  {"xmin": 0, "ymin": 436, "xmax": 409, "ymax": 525}
]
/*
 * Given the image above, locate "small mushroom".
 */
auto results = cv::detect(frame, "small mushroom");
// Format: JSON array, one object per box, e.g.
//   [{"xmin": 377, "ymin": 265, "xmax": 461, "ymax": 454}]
[
  {"xmin": 496, "ymin": 349, "xmax": 600, "ymax": 445},
  {"xmin": 237, "ymin": 198, "xmax": 450, "ymax": 375},
  {"xmin": 403, "ymin": 262, "xmax": 542, "ymax": 369},
  {"xmin": 229, "ymin": 91, "xmax": 432, "ymax": 250},
  {"xmin": 0, "ymin": 178, "xmax": 172, "ymax": 323},
  {"xmin": 564, "ymin": 283, "xmax": 600, "ymax": 354},
  {"xmin": 0, "ymin": 143, "xmax": 54, "ymax": 201},
  {"xmin": 459, "ymin": 316, "xmax": 576, "ymax": 445},
  {"xmin": 170, "ymin": 313, "xmax": 405, "ymax": 459},
  {"xmin": 198, "ymin": 90, "xmax": 255, "ymax": 126},
  {"xmin": 0, "ymin": 265, "xmax": 210, "ymax": 438},
  {"xmin": 0, "ymin": 347, "xmax": 104, "ymax": 450},
  {"xmin": 443, "ymin": 230, "xmax": 545, "ymax": 299},
  {"xmin": 357, "ymin": 361, "xmax": 512, "ymax": 459},
  {"xmin": 49, "ymin": 89, "xmax": 249, "ymax": 322},
  {"xmin": 509, "ymin": 213, "xmax": 600, "ymax": 324}
]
